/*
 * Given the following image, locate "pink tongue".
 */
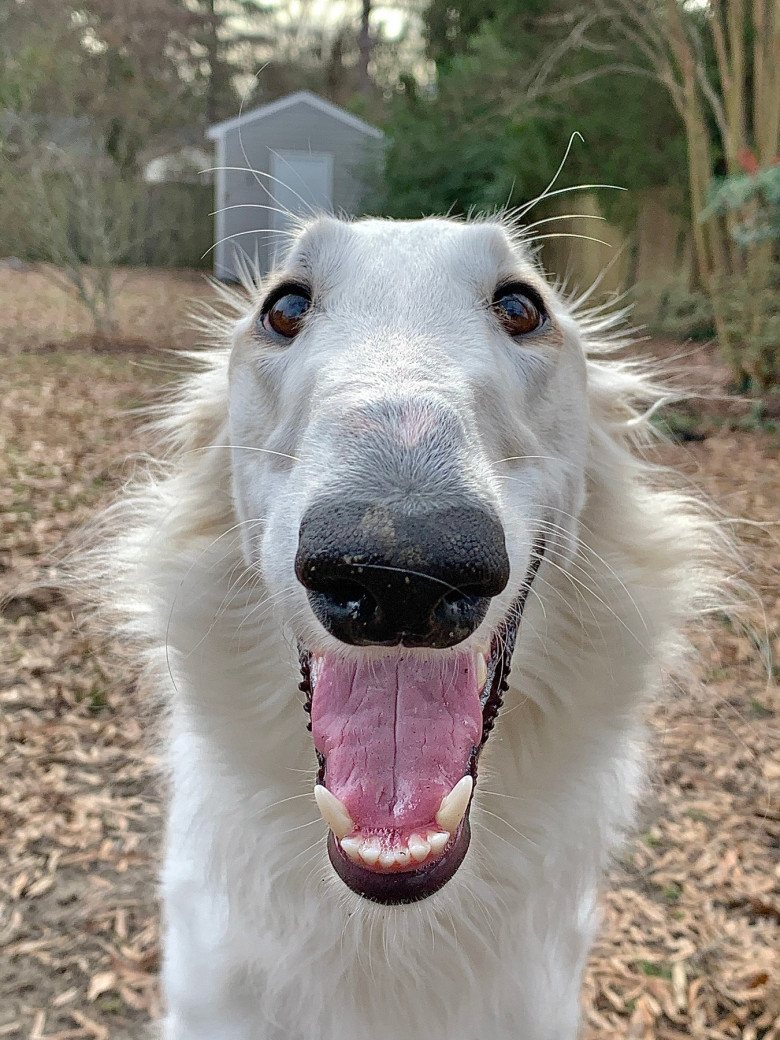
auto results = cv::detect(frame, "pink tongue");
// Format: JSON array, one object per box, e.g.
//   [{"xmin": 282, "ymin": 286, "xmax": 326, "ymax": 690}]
[{"xmin": 311, "ymin": 653, "xmax": 482, "ymax": 832}]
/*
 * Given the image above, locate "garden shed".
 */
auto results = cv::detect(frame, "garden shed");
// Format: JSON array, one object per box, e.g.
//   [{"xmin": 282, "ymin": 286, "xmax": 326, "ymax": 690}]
[{"xmin": 206, "ymin": 91, "xmax": 383, "ymax": 280}]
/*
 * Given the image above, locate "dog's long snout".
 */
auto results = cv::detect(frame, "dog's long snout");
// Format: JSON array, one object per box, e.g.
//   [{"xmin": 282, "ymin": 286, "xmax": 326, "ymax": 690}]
[{"xmin": 295, "ymin": 498, "xmax": 510, "ymax": 648}]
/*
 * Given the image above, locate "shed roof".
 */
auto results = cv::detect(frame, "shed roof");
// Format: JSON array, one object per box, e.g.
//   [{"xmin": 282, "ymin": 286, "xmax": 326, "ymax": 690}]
[{"xmin": 206, "ymin": 90, "xmax": 383, "ymax": 141}]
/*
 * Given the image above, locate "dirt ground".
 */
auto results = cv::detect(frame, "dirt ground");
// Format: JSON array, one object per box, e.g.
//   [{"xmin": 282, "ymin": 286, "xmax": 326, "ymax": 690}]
[{"xmin": 1, "ymin": 266, "xmax": 778, "ymax": 1039}]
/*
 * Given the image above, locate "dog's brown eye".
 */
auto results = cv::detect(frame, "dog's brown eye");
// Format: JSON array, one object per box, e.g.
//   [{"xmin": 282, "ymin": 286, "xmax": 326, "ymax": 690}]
[
  {"xmin": 493, "ymin": 286, "xmax": 546, "ymax": 337},
  {"xmin": 261, "ymin": 289, "xmax": 311, "ymax": 339}
]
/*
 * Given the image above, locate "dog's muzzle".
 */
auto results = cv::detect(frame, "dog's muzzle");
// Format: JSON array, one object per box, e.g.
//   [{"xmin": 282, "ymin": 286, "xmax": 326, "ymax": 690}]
[{"xmin": 294, "ymin": 493, "xmax": 542, "ymax": 904}]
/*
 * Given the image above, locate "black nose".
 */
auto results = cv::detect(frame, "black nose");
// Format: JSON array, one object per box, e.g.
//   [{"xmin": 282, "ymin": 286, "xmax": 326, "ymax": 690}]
[{"xmin": 295, "ymin": 498, "xmax": 510, "ymax": 648}]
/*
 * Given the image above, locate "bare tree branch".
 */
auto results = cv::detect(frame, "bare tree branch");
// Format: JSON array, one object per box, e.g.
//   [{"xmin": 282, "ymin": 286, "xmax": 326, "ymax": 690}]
[{"xmin": 687, "ymin": 21, "xmax": 729, "ymax": 149}]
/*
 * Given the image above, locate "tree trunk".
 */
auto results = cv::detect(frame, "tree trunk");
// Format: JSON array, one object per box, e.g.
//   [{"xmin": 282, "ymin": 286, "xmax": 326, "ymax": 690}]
[
  {"xmin": 206, "ymin": 0, "xmax": 220, "ymax": 126},
  {"xmin": 600, "ymin": 0, "xmax": 779, "ymax": 388},
  {"xmin": 358, "ymin": 0, "xmax": 372, "ymax": 98}
]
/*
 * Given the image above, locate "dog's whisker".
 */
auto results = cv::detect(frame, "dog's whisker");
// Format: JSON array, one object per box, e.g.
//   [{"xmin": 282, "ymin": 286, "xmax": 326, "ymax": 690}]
[
  {"xmin": 232, "ymin": 584, "xmax": 299, "ymax": 639},
  {"xmin": 286, "ymin": 835, "xmax": 328, "ymax": 869},
  {"xmin": 530, "ymin": 519, "xmax": 646, "ymax": 623},
  {"xmin": 181, "ymin": 444, "xmax": 302, "ymax": 463},
  {"xmin": 511, "ymin": 181, "xmax": 627, "ymax": 222},
  {"xmin": 256, "ymin": 792, "xmax": 317, "ymax": 813},
  {"xmin": 520, "ymin": 515, "xmax": 651, "ymax": 636},
  {"xmin": 533, "ymin": 569, "xmax": 613, "ymax": 661},
  {"xmin": 526, "ymin": 231, "xmax": 613, "ymax": 248},
  {"xmin": 343, "ymin": 561, "xmax": 472, "ymax": 598},
  {"xmin": 474, "ymin": 808, "xmax": 540, "ymax": 848},
  {"xmin": 539, "ymin": 510, "xmax": 654, "ymax": 626},
  {"xmin": 542, "ymin": 549, "xmax": 650, "ymax": 651},
  {"xmin": 202, "ymin": 226, "xmax": 300, "ymax": 260},
  {"xmin": 210, "ymin": 202, "xmax": 308, "ymax": 222},
  {"xmin": 519, "ymin": 212, "xmax": 608, "ymax": 235},
  {"xmin": 477, "ymin": 822, "xmax": 538, "ymax": 860},
  {"xmin": 163, "ymin": 516, "xmax": 266, "ymax": 686},
  {"xmin": 278, "ymin": 818, "xmax": 323, "ymax": 836},
  {"xmin": 491, "ymin": 454, "xmax": 564, "ymax": 465},
  {"xmin": 478, "ymin": 790, "xmax": 531, "ymax": 802},
  {"xmin": 199, "ymin": 168, "xmax": 313, "ymax": 226}
]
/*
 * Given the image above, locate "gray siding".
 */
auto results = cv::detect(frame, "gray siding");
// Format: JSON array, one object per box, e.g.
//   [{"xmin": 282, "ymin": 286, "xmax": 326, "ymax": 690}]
[{"xmin": 213, "ymin": 98, "xmax": 382, "ymax": 279}]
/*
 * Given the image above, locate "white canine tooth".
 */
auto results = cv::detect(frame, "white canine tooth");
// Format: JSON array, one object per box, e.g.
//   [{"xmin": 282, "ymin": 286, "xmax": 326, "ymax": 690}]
[
  {"xmin": 379, "ymin": 849, "xmax": 397, "ymax": 869},
  {"xmin": 313, "ymin": 785, "xmax": 355, "ymax": 839},
  {"xmin": 435, "ymin": 775, "xmax": 473, "ymax": 833},
  {"xmin": 408, "ymin": 834, "xmax": 431, "ymax": 863},
  {"xmin": 339, "ymin": 836, "xmax": 362, "ymax": 862},
  {"xmin": 359, "ymin": 838, "xmax": 381, "ymax": 866},
  {"xmin": 476, "ymin": 653, "xmax": 488, "ymax": 692},
  {"xmin": 428, "ymin": 831, "xmax": 450, "ymax": 854}
]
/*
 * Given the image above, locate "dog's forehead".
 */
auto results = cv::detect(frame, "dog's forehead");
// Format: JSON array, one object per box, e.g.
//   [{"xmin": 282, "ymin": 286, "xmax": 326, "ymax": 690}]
[{"xmin": 284, "ymin": 217, "xmax": 540, "ymax": 297}]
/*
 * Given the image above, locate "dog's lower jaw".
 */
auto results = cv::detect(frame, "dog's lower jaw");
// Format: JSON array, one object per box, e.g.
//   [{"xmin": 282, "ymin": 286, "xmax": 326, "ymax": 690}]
[{"xmin": 326, "ymin": 816, "xmax": 472, "ymax": 904}]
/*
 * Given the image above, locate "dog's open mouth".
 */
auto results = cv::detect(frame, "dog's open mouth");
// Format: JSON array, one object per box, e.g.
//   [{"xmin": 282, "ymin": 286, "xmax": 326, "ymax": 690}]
[{"xmin": 299, "ymin": 546, "xmax": 544, "ymax": 904}]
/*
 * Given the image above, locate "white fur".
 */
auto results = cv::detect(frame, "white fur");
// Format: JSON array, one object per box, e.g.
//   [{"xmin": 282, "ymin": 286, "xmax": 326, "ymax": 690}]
[{"xmin": 79, "ymin": 216, "xmax": 726, "ymax": 1040}]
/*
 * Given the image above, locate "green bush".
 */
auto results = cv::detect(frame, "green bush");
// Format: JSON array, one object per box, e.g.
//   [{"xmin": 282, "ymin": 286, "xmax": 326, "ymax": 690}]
[
  {"xmin": 703, "ymin": 164, "xmax": 780, "ymax": 391},
  {"xmin": 641, "ymin": 280, "xmax": 716, "ymax": 341},
  {"xmin": 716, "ymin": 262, "xmax": 780, "ymax": 391}
]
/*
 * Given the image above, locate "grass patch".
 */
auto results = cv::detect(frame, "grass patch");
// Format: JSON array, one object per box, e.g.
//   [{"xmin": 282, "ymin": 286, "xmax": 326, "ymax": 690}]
[
  {"xmin": 636, "ymin": 960, "xmax": 673, "ymax": 980},
  {"xmin": 686, "ymin": 808, "xmax": 712, "ymax": 823},
  {"xmin": 651, "ymin": 406, "xmax": 706, "ymax": 443},
  {"xmin": 750, "ymin": 698, "xmax": 774, "ymax": 718}
]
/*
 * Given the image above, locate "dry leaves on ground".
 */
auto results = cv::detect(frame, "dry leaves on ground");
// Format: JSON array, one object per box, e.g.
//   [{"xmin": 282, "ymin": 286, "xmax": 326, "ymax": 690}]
[{"xmin": 0, "ymin": 270, "xmax": 777, "ymax": 1039}]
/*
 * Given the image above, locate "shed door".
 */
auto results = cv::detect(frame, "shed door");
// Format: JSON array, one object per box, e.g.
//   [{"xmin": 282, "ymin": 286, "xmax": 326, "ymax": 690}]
[{"xmin": 270, "ymin": 151, "xmax": 333, "ymax": 238}]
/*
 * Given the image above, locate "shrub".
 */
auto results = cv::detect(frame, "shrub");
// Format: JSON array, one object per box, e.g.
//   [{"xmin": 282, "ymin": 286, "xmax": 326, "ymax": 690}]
[
  {"xmin": 703, "ymin": 163, "xmax": 780, "ymax": 391},
  {"xmin": 649, "ymin": 281, "xmax": 716, "ymax": 341}
]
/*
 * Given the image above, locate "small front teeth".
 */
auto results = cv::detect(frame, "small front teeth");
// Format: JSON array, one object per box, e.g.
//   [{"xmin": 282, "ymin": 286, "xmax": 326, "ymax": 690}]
[
  {"xmin": 428, "ymin": 831, "xmax": 449, "ymax": 854},
  {"xmin": 408, "ymin": 833, "xmax": 431, "ymax": 862},
  {"xmin": 394, "ymin": 846, "xmax": 412, "ymax": 867},
  {"xmin": 338, "ymin": 829, "xmax": 450, "ymax": 868},
  {"xmin": 339, "ymin": 836, "xmax": 362, "ymax": 860},
  {"xmin": 358, "ymin": 837, "xmax": 381, "ymax": 865},
  {"xmin": 435, "ymin": 775, "xmax": 473, "ymax": 833}
]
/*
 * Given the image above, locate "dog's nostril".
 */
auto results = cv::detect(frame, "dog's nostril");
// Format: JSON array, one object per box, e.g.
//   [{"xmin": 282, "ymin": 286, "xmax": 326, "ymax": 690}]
[
  {"xmin": 318, "ymin": 579, "xmax": 369, "ymax": 611},
  {"xmin": 296, "ymin": 498, "xmax": 509, "ymax": 648},
  {"xmin": 318, "ymin": 578, "xmax": 376, "ymax": 615},
  {"xmin": 442, "ymin": 586, "xmax": 484, "ymax": 605}
]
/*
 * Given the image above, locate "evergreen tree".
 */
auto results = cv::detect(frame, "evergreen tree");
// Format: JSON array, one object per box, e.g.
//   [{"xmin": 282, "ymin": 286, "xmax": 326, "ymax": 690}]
[{"xmin": 379, "ymin": 0, "xmax": 688, "ymax": 222}]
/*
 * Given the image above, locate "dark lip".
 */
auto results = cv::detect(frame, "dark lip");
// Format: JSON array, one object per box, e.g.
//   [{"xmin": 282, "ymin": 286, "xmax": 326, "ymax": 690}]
[
  {"xmin": 327, "ymin": 818, "xmax": 472, "ymax": 904},
  {"xmin": 299, "ymin": 541, "xmax": 546, "ymax": 904},
  {"xmin": 477, "ymin": 539, "xmax": 545, "ymax": 750}
]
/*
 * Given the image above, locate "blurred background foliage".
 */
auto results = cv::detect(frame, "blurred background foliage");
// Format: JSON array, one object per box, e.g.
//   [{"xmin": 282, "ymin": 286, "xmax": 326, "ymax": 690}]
[
  {"xmin": 377, "ymin": 0, "xmax": 689, "ymax": 224},
  {"xmin": 0, "ymin": 0, "xmax": 778, "ymax": 391}
]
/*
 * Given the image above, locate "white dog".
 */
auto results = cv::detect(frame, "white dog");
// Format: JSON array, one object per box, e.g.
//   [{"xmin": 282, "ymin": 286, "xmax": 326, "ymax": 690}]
[{"xmin": 85, "ymin": 215, "xmax": 723, "ymax": 1039}]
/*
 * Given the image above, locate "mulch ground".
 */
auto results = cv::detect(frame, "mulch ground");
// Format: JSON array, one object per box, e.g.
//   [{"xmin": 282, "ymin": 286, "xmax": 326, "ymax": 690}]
[{"xmin": 0, "ymin": 267, "xmax": 778, "ymax": 1039}]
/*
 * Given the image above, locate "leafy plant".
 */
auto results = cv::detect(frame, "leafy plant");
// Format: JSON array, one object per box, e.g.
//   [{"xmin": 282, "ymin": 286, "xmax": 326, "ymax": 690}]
[
  {"xmin": 649, "ymin": 282, "xmax": 715, "ymax": 342},
  {"xmin": 701, "ymin": 160, "xmax": 780, "ymax": 391},
  {"xmin": 704, "ymin": 163, "xmax": 780, "ymax": 247},
  {"xmin": 714, "ymin": 263, "xmax": 780, "ymax": 393},
  {"xmin": 651, "ymin": 406, "xmax": 705, "ymax": 443}
]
